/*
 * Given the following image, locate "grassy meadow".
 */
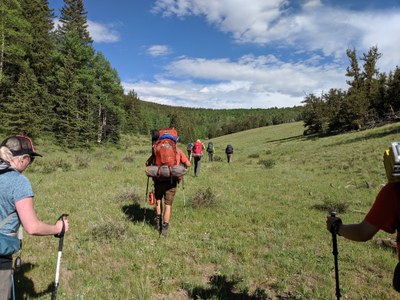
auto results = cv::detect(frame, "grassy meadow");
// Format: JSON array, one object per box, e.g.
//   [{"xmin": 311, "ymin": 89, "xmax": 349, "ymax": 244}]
[{"xmin": 13, "ymin": 121, "xmax": 400, "ymax": 299}]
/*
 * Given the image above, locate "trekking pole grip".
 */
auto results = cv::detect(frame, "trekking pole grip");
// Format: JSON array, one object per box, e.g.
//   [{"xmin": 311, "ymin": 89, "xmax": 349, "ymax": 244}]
[{"xmin": 54, "ymin": 214, "xmax": 69, "ymax": 238}]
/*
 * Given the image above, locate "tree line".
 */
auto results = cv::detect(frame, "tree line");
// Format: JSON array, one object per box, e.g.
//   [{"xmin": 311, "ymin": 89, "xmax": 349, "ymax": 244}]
[
  {"xmin": 302, "ymin": 46, "xmax": 400, "ymax": 135},
  {"xmin": 0, "ymin": 0, "xmax": 303, "ymax": 147},
  {"xmin": 129, "ymin": 95, "xmax": 304, "ymax": 143}
]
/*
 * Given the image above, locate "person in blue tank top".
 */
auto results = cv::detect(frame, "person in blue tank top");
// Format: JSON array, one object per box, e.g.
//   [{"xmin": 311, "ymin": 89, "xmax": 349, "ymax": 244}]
[{"xmin": 0, "ymin": 135, "xmax": 70, "ymax": 300}]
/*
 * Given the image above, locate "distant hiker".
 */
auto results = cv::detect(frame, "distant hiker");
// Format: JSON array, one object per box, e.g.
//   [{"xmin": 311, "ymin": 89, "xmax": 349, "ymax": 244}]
[
  {"xmin": 225, "ymin": 144, "xmax": 234, "ymax": 163},
  {"xmin": 145, "ymin": 128, "xmax": 190, "ymax": 236},
  {"xmin": 326, "ymin": 142, "xmax": 400, "ymax": 293},
  {"xmin": 206, "ymin": 142, "xmax": 215, "ymax": 162},
  {"xmin": 187, "ymin": 142, "xmax": 194, "ymax": 161},
  {"xmin": 0, "ymin": 135, "xmax": 70, "ymax": 299},
  {"xmin": 192, "ymin": 139, "xmax": 205, "ymax": 177}
]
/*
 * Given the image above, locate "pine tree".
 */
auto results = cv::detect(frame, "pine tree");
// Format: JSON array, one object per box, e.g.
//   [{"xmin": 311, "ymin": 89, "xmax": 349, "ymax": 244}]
[
  {"xmin": 0, "ymin": 0, "xmax": 31, "ymax": 98},
  {"xmin": 2, "ymin": 68, "xmax": 42, "ymax": 137},
  {"xmin": 386, "ymin": 67, "xmax": 400, "ymax": 113},
  {"xmin": 21, "ymin": 0, "xmax": 56, "ymax": 132},
  {"xmin": 58, "ymin": 0, "xmax": 92, "ymax": 44},
  {"xmin": 53, "ymin": 0, "xmax": 97, "ymax": 146},
  {"xmin": 92, "ymin": 52, "xmax": 124, "ymax": 143}
]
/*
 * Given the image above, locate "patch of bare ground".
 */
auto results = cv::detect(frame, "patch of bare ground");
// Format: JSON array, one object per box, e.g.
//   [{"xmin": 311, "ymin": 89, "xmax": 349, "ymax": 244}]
[{"xmin": 152, "ymin": 288, "xmax": 189, "ymax": 300}]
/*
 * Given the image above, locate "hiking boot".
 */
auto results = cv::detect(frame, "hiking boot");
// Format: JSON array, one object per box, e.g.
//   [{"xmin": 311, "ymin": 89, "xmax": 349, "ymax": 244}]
[
  {"xmin": 154, "ymin": 215, "xmax": 161, "ymax": 231},
  {"xmin": 161, "ymin": 222, "xmax": 169, "ymax": 236}
]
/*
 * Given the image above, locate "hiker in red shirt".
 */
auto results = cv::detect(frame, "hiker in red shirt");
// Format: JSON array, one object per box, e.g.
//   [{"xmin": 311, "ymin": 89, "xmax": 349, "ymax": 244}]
[
  {"xmin": 191, "ymin": 140, "xmax": 205, "ymax": 177},
  {"xmin": 326, "ymin": 142, "xmax": 400, "ymax": 292}
]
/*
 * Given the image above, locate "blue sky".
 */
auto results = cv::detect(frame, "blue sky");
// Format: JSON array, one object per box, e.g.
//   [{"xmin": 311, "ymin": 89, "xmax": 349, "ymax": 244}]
[{"xmin": 49, "ymin": 0, "xmax": 400, "ymax": 109}]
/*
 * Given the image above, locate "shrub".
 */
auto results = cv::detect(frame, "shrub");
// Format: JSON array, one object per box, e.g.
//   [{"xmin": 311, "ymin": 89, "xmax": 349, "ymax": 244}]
[
  {"xmin": 213, "ymin": 155, "xmax": 223, "ymax": 162},
  {"xmin": 312, "ymin": 199, "xmax": 349, "ymax": 213},
  {"xmin": 135, "ymin": 149, "xmax": 149, "ymax": 155},
  {"xmin": 258, "ymin": 159, "xmax": 275, "ymax": 169},
  {"xmin": 75, "ymin": 154, "xmax": 91, "ymax": 169},
  {"xmin": 116, "ymin": 188, "xmax": 142, "ymax": 204},
  {"xmin": 91, "ymin": 223, "xmax": 127, "ymax": 243},
  {"xmin": 122, "ymin": 154, "xmax": 135, "ymax": 162},
  {"xmin": 191, "ymin": 187, "xmax": 217, "ymax": 209},
  {"xmin": 104, "ymin": 164, "xmax": 123, "ymax": 171},
  {"xmin": 29, "ymin": 158, "xmax": 72, "ymax": 173}
]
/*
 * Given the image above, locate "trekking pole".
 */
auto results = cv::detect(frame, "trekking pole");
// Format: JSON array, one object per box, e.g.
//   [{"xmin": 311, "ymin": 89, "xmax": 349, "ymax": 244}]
[
  {"xmin": 52, "ymin": 213, "xmax": 68, "ymax": 300},
  {"xmin": 330, "ymin": 211, "xmax": 341, "ymax": 300},
  {"xmin": 11, "ymin": 270, "xmax": 15, "ymax": 300},
  {"xmin": 181, "ymin": 177, "xmax": 187, "ymax": 220},
  {"xmin": 143, "ymin": 176, "xmax": 150, "ymax": 224},
  {"xmin": 11, "ymin": 255, "xmax": 21, "ymax": 300}
]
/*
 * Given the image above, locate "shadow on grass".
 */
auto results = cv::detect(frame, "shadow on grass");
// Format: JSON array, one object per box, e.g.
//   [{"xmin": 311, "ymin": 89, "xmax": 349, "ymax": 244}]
[
  {"xmin": 13, "ymin": 262, "xmax": 53, "ymax": 299},
  {"xmin": 185, "ymin": 274, "xmax": 267, "ymax": 300},
  {"xmin": 265, "ymin": 134, "xmax": 306, "ymax": 144},
  {"xmin": 122, "ymin": 203, "xmax": 156, "ymax": 227},
  {"xmin": 327, "ymin": 125, "xmax": 400, "ymax": 147}
]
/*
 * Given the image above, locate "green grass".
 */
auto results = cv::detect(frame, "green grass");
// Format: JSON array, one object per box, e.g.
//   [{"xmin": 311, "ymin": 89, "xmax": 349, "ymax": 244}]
[{"xmin": 13, "ymin": 121, "xmax": 400, "ymax": 299}]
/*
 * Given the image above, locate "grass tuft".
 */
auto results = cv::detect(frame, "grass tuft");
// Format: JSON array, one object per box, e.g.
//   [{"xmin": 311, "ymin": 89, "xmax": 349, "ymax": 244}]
[
  {"xmin": 312, "ymin": 198, "xmax": 349, "ymax": 213},
  {"xmin": 116, "ymin": 188, "xmax": 142, "ymax": 204},
  {"xmin": 91, "ymin": 223, "xmax": 127, "ymax": 242},
  {"xmin": 191, "ymin": 187, "xmax": 217, "ymax": 209},
  {"xmin": 75, "ymin": 154, "xmax": 91, "ymax": 169},
  {"xmin": 258, "ymin": 159, "xmax": 275, "ymax": 169}
]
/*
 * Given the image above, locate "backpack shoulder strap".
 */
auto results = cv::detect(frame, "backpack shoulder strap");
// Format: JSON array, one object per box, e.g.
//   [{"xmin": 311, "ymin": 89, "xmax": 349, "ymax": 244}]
[
  {"xmin": 0, "ymin": 211, "xmax": 17, "ymax": 229},
  {"xmin": 0, "ymin": 211, "xmax": 22, "ymax": 239}
]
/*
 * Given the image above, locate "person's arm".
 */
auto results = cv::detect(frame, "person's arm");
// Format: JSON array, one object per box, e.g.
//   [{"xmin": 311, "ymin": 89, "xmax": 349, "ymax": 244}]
[
  {"xmin": 179, "ymin": 149, "xmax": 191, "ymax": 168},
  {"xmin": 327, "ymin": 216, "xmax": 379, "ymax": 242},
  {"xmin": 146, "ymin": 155, "xmax": 154, "ymax": 166},
  {"xmin": 16, "ymin": 197, "xmax": 69, "ymax": 236}
]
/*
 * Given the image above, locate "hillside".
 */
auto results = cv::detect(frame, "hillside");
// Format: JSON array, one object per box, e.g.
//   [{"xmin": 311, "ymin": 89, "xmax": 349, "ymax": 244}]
[{"xmin": 14, "ymin": 121, "xmax": 400, "ymax": 299}]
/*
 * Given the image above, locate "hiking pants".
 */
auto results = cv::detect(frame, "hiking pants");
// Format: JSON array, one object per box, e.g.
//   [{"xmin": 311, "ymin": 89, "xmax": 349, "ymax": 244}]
[
  {"xmin": 227, "ymin": 154, "xmax": 233, "ymax": 163},
  {"xmin": 208, "ymin": 152, "xmax": 214, "ymax": 162},
  {"xmin": 194, "ymin": 156, "xmax": 201, "ymax": 176},
  {"xmin": 0, "ymin": 269, "xmax": 11, "ymax": 300}
]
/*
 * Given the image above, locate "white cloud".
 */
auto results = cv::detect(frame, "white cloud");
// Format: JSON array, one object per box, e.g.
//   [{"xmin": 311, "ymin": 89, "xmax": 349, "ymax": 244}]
[
  {"xmin": 123, "ymin": 54, "xmax": 346, "ymax": 109},
  {"xmin": 152, "ymin": 0, "xmax": 400, "ymax": 71},
  {"xmin": 128, "ymin": 1, "xmax": 400, "ymax": 109},
  {"xmin": 52, "ymin": 18, "xmax": 120, "ymax": 43},
  {"xmin": 147, "ymin": 45, "xmax": 171, "ymax": 57},
  {"xmin": 88, "ymin": 20, "xmax": 120, "ymax": 43}
]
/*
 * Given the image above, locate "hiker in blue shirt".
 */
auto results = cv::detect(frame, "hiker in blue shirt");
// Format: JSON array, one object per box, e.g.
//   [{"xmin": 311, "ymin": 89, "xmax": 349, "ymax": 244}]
[{"xmin": 0, "ymin": 135, "xmax": 69, "ymax": 299}]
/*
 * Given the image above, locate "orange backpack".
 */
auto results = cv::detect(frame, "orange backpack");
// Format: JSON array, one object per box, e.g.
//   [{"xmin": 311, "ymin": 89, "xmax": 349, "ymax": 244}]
[
  {"xmin": 153, "ymin": 128, "xmax": 178, "ymax": 166},
  {"xmin": 146, "ymin": 128, "xmax": 186, "ymax": 179}
]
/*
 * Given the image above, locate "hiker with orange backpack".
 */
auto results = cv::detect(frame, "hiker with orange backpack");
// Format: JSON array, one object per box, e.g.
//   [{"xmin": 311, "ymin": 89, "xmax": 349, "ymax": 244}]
[
  {"xmin": 145, "ymin": 128, "xmax": 190, "ymax": 236},
  {"xmin": 192, "ymin": 140, "xmax": 205, "ymax": 177}
]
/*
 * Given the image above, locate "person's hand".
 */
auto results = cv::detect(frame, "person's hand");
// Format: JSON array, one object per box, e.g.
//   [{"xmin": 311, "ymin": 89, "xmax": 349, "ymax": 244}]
[
  {"xmin": 55, "ymin": 216, "xmax": 69, "ymax": 237},
  {"xmin": 326, "ymin": 215, "xmax": 342, "ymax": 234}
]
